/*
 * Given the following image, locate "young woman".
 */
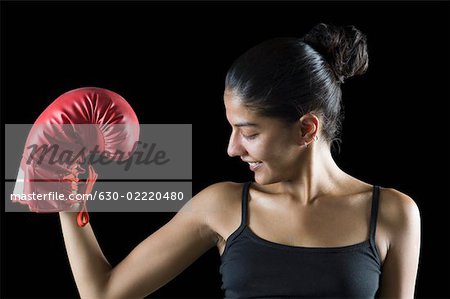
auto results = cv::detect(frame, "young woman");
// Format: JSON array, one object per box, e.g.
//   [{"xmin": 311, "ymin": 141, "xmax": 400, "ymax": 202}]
[{"xmin": 59, "ymin": 23, "xmax": 421, "ymax": 298}]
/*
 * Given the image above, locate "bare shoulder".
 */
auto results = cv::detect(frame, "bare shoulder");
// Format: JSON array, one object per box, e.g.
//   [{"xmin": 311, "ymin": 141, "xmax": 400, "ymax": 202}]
[
  {"xmin": 180, "ymin": 181, "xmax": 245, "ymax": 240},
  {"xmin": 184, "ymin": 181, "xmax": 244, "ymax": 213},
  {"xmin": 200, "ymin": 181, "xmax": 244, "ymax": 202},
  {"xmin": 378, "ymin": 187, "xmax": 421, "ymax": 242},
  {"xmin": 376, "ymin": 187, "xmax": 421, "ymax": 297}
]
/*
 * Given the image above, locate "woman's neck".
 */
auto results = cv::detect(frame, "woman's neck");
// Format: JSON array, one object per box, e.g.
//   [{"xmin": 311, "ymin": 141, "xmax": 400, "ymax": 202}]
[{"xmin": 276, "ymin": 142, "xmax": 351, "ymax": 205}]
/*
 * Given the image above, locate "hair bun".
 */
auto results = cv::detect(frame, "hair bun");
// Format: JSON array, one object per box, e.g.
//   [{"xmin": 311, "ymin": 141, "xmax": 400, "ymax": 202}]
[{"xmin": 302, "ymin": 23, "xmax": 368, "ymax": 83}]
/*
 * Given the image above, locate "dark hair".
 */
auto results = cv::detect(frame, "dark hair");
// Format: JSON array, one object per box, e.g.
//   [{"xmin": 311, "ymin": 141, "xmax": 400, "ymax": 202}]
[{"xmin": 225, "ymin": 23, "xmax": 368, "ymax": 151}]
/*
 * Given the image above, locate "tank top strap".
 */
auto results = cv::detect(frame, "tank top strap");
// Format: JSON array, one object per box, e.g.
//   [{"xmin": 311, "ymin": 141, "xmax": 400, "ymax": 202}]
[
  {"xmin": 369, "ymin": 185, "xmax": 380, "ymax": 240},
  {"xmin": 368, "ymin": 185, "xmax": 381, "ymax": 263},
  {"xmin": 240, "ymin": 181, "xmax": 252, "ymax": 227}
]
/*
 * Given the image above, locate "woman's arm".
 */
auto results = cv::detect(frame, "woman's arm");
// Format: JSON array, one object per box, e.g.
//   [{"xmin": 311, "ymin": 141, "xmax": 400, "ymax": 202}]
[
  {"xmin": 377, "ymin": 189, "xmax": 421, "ymax": 299},
  {"xmin": 60, "ymin": 182, "xmax": 228, "ymax": 299}
]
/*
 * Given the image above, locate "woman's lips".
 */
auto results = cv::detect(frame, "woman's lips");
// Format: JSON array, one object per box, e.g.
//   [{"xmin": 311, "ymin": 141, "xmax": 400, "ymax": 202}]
[{"xmin": 248, "ymin": 161, "xmax": 262, "ymax": 171}]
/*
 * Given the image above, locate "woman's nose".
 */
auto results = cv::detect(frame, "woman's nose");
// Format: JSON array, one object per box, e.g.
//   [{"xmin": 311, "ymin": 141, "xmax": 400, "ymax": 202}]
[{"xmin": 227, "ymin": 132, "xmax": 245, "ymax": 157}]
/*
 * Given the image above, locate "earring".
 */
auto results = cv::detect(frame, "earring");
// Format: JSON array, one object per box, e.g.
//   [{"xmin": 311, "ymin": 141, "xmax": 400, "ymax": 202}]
[{"xmin": 314, "ymin": 135, "xmax": 319, "ymax": 142}]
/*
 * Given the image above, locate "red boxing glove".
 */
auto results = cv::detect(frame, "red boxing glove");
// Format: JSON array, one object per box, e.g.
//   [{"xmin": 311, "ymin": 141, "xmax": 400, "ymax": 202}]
[{"xmin": 12, "ymin": 87, "xmax": 140, "ymax": 227}]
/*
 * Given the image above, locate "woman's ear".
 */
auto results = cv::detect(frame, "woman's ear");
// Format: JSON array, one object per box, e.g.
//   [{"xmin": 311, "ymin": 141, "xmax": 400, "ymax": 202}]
[{"xmin": 299, "ymin": 113, "xmax": 319, "ymax": 145}]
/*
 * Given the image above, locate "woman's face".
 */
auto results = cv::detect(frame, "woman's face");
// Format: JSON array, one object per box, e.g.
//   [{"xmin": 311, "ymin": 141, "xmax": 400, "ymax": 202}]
[{"xmin": 224, "ymin": 90, "xmax": 302, "ymax": 185}]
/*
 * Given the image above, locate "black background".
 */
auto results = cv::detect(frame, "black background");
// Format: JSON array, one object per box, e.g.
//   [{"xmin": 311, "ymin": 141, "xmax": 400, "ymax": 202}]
[{"xmin": 1, "ymin": 1, "xmax": 449, "ymax": 298}]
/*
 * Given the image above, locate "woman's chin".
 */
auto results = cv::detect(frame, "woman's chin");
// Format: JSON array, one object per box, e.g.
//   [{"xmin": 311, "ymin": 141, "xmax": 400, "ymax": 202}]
[{"xmin": 254, "ymin": 172, "xmax": 278, "ymax": 185}]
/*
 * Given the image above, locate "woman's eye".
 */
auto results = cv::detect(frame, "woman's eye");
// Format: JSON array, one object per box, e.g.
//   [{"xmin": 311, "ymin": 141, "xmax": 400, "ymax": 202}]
[{"xmin": 242, "ymin": 133, "xmax": 258, "ymax": 140}]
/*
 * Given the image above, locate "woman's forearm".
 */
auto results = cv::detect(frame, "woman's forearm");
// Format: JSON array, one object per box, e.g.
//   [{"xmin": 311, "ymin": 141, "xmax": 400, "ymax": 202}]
[{"xmin": 59, "ymin": 212, "xmax": 111, "ymax": 299}]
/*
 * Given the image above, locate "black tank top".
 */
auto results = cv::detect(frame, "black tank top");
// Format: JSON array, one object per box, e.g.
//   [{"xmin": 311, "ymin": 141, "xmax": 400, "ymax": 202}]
[{"xmin": 220, "ymin": 182, "xmax": 382, "ymax": 298}]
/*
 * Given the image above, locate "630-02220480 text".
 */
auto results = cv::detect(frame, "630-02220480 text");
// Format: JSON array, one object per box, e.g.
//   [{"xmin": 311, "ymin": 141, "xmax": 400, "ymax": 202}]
[{"xmin": 93, "ymin": 191, "xmax": 185, "ymax": 201}]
